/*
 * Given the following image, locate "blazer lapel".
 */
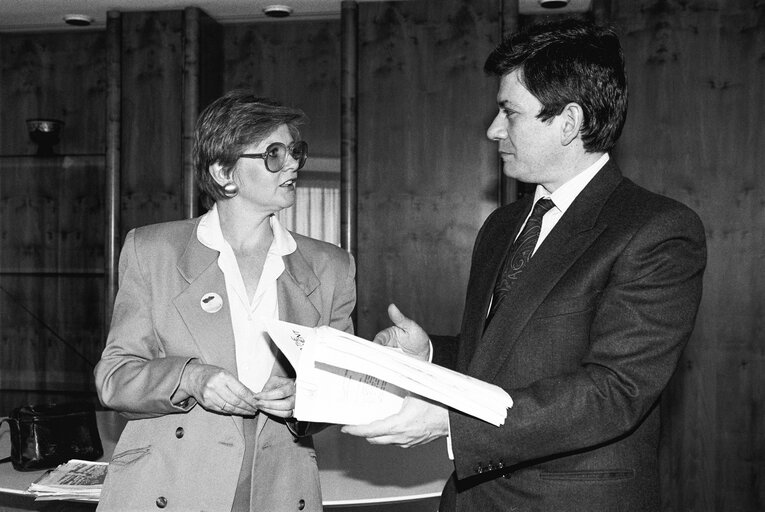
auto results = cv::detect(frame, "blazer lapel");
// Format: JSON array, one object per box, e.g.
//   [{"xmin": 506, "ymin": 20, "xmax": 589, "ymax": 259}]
[
  {"xmin": 173, "ymin": 225, "xmax": 238, "ymax": 374},
  {"xmin": 458, "ymin": 197, "xmax": 533, "ymax": 369},
  {"xmin": 170, "ymin": 221, "xmax": 244, "ymax": 436},
  {"xmin": 253, "ymin": 245, "xmax": 320, "ymax": 437},
  {"xmin": 277, "ymin": 245, "xmax": 321, "ymax": 328},
  {"xmin": 468, "ymin": 162, "xmax": 624, "ymax": 382}
]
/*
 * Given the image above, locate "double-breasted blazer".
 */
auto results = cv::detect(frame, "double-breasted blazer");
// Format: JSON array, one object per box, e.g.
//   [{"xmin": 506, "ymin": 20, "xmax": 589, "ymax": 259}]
[
  {"xmin": 433, "ymin": 161, "xmax": 706, "ymax": 512},
  {"xmin": 94, "ymin": 216, "xmax": 356, "ymax": 512}
]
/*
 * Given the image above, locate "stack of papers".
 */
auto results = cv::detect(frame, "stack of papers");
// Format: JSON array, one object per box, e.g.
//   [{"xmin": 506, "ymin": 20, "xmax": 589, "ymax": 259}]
[
  {"xmin": 265, "ymin": 319, "xmax": 513, "ymax": 426},
  {"xmin": 27, "ymin": 459, "xmax": 106, "ymax": 502}
]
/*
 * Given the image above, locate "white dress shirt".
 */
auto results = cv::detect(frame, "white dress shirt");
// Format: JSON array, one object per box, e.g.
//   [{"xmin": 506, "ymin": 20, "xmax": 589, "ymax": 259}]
[
  {"xmin": 197, "ymin": 204, "xmax": 297, "ymax": 393},
  {"xmin": 529, "ymin": 152, "xmax": 610, "ymax": 253}
]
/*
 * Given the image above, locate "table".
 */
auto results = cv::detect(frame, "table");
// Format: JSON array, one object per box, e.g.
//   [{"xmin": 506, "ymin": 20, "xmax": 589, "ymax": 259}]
[{"xmin": 0, "ymin": 411, "xmax": 452, "ymax": 509}]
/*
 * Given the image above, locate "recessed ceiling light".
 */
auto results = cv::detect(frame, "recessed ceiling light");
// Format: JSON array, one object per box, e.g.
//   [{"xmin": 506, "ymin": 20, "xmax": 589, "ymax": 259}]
[
  {"xmin": 539, "ymin": 0, "xmax": 570, "ymax": 8},
  {"xmin": 63, "ymin": 14, "xmax": 94, "ymax": 26},
  {"xmin": 263, "ymin": 5, "xmax": 293, "ymax": 18}
]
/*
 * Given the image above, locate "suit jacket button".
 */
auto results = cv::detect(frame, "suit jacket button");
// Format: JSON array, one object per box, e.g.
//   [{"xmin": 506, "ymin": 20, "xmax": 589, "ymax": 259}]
[
  {"xmin": 175, "ymin": 427, "xmax": 184, "ymax": 438},
  {"xmin": 298, "ymin": 499, "xmax": 306, "ymax": 510},
  {"xmin": 156, "ymin": 496, "xmax": 167, "ymax": 508}
]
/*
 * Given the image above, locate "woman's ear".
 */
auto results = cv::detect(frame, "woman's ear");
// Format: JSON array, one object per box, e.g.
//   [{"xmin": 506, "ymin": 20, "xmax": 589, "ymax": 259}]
[
  {"xmin": 560, "ymin": 102, "xmax": 584, "ymax": 146},
  {"xmin": 209, "ymin": 162, "xmax": 229, "ymax": 186}
]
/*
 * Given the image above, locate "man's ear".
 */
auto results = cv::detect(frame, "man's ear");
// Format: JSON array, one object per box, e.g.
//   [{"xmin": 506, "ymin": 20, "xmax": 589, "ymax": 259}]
[{"xmin": 560, "ymin": 102, "xmax": 584, "ymax": 146}]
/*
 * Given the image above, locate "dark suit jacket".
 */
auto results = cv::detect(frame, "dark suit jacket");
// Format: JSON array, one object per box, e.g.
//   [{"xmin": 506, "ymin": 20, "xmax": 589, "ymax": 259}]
[
  {"xmin": 95, "ymin": 216, "xmax": 356, "ymax": 512},
  {"xmin": 433, "ymin": 161, "xmax": 706, "ymax": 512}
]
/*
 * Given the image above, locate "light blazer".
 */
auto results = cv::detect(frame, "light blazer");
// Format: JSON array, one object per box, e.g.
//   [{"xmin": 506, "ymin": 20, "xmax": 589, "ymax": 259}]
[
  {"xmin": 433, "ymin": 161, "xmax": 706, "ymax": 512},
  {"xmin": 94, "ymin": 216, "xmax": 356, "ymax": 512}
]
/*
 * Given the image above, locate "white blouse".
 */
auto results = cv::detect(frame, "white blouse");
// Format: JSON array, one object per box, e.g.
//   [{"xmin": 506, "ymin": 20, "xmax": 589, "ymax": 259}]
[{"xmin": 197, "ymin": 204, "xmax": 297, "ymax": 393}]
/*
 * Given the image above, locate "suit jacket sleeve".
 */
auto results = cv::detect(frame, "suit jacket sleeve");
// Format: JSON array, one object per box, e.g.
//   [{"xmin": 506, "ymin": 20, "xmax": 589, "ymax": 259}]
[
  {"xmin": 448, "ymin": 199, "xmax": 706, "ymax": 479},
  {"xmin": 94, "ymin": 229, "xmax": 196, "ymax": 419}
]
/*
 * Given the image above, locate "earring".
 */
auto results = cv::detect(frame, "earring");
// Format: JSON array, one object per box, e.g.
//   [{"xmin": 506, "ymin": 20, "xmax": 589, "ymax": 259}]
[{"xmin": 223, "ymin": 182, "xmax": 238, "ymax": 198}]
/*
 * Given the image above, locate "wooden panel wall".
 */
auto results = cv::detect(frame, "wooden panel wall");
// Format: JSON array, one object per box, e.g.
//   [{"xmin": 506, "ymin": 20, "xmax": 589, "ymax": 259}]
[
  {"xmin": 223, "ymin": 20, "xmax": 342, "ymax": 159},
  {"xmin": 609, "ymin": 1, "xmax": 764, "ymax": 509},
  {"xmin": 0, "ymin": 31, "xmax": 106, "ymax": 414},
  {"xmin": 119, "ymin": 11, "xmax": 185, "ymax": 237},
  {"xmin": 355, "ymin": 0, "xmax": 500, "ymax": 339},
  {"xmin": 0, "ymin": 31, "xmax": 106, "ymax": 155}
]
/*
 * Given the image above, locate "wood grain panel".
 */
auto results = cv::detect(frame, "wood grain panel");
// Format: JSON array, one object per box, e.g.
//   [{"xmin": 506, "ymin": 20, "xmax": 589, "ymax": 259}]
[
  {"xmin": 0, "ymin": 155, "xmax": 105, "ymax": 413},
  {"xmin": 0, "ymin": 31, "xmax": 106, "ymax": 156},
  {"xmin": 120, "ymin": 11, "xmax": 184, "ymax": 237},
  {"xmin": 0, "ymin": 274, "xmax": 103, "ymax": 412},
  {"xmin": 356, "ymin": 0, "xmax": 500, "ymax": 339},
  {"xmin": 223, "ymin": 20, "xmax": 341, "ymax": 158},
  {"xmin": 610, "ymin": 1, "xmax": 764, "ymax": 509},
  {"xmin": 0, "ymin": 156, "xmax": 105, "ymax": 273}
]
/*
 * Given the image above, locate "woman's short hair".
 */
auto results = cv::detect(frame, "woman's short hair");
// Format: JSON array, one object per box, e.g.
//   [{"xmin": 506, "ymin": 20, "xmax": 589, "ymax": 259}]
[
  {"xmin": 484, "ymin": 18, "xmax": 628, "ymax": 153},
  {"xmin": 193, "ymin": 90, "xmax": 308, "ymax": 209}
]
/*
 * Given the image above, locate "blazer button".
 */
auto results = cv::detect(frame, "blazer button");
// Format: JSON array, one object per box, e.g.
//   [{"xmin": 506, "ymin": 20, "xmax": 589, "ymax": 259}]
[
  {"xmin": 298, "ymin": 498, "xmax": 306, "ymax": 510},
  {"xmin": 156, "ymin": 496, "xmax": 167, "ymax": 508},
  {"xmin": 175, "ymin": 427, "xmax": 184, "ymax": 439}
]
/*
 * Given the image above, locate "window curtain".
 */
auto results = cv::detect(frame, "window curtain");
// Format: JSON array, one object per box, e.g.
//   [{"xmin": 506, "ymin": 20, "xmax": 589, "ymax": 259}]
[{"xmin": 278, "ymin": 181, "xmax": 340, "ymax": 246}]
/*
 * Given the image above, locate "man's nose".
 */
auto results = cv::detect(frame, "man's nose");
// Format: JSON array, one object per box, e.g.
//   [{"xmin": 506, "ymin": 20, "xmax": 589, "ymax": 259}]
[{"xmin": 486, "ymin": 114, "xmax": 507, "ymax": 141}]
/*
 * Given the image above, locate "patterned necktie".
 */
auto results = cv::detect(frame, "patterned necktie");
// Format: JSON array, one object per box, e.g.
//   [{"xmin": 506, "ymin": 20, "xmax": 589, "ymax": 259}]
[{"xmin": 487, "ymin": 198, "xmax": 555, "ymax": 323}]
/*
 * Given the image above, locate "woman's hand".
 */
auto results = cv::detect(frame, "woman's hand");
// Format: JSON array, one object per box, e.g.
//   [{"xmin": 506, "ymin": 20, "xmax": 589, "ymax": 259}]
[
  {"xmin": 253, "ymin": 375, "xmax": 296, "ymax": 418},
  {"xmin": 179, "ymin": 362, "xmax": 259, "ymax": 416}
]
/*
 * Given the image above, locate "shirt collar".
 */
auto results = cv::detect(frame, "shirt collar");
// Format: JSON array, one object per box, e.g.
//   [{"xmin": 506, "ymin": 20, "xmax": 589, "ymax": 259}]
[
  {"xmin": 534, "ymin": 153, "xmax": 610, "ymax": 215},
  {"xmin": 197, "ymin": 203, "xmax": 297, "ymax": 256}
]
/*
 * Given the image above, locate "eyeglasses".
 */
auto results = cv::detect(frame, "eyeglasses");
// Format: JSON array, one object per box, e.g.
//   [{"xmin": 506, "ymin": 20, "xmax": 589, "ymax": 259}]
[{"xmin": 239, "ymin": 140, "xmax": 308, "ymax": 173}]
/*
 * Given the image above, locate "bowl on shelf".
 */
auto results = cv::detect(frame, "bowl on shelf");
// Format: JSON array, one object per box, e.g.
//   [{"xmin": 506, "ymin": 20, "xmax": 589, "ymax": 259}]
[{"xmin": 26, "ymin": 118, "xmax": 65, "ymax": 156}]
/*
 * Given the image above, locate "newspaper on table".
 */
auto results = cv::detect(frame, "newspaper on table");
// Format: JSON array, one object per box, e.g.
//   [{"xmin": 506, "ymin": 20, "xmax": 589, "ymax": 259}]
[
  {"xmin": 265, "ymin": 319, "xmax": 513, "ymax": 426},
  {"xmin": 27, "ymin": 459, "xmax": 106, "ymax": 502}
]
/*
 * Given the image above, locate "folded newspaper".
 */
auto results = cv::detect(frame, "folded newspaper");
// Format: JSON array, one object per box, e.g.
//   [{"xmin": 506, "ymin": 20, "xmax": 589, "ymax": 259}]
[
  {"xmin": 265, "ymin": 319, "xmax": 513, "ymax": 426},
  {"xmin": 27, "ymin": 459, "xmax": 107, "ymax": 502}
]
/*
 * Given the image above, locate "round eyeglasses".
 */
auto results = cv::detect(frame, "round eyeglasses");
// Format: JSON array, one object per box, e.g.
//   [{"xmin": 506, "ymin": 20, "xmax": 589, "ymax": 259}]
[{"xmin": 239, "ymin": 140, "xmax": 308, "ymax": 173}]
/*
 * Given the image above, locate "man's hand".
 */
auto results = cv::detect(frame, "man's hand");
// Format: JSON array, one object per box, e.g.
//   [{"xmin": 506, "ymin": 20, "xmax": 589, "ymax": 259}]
[
  {"xmin": 373, "ymin": 304, "xmax": 431, "ymax": 361},
  {"xmin": 340, "ymin": 395, "xmax": 449, "ymax": 448}
]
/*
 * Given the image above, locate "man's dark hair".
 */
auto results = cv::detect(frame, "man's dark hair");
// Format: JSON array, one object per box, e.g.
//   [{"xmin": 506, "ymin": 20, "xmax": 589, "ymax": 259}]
[
  {"xmin": 485, "ymin": 18, "xmax": 628, "ymax": 153},
  {"xmin": 193, "ymin": 89, "xmax": 307, "ymax": 209}
]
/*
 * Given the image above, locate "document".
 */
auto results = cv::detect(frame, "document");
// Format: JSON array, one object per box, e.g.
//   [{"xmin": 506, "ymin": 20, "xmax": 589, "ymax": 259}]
[
  {"xmin": 265, "ymin": 319, "xmax": 513, "ymax": 426},
  {"xmin": 27, "ymin": 459, "xmax": 106, "ymax": 502}
]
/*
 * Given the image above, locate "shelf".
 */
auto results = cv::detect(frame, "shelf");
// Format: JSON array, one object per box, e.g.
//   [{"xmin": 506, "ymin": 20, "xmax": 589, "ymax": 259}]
[{"xmin": 0, "ymin": 270, "xmax": 105, "ymax": 276}]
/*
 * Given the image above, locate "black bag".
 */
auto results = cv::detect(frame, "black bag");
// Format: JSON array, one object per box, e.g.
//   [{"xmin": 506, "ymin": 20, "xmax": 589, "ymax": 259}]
[{"xmin": 0, "ymin": 402, "xmax": 103, "ymax": 471}]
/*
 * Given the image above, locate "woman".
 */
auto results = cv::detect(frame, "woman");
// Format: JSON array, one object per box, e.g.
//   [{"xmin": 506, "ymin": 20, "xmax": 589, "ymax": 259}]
[{"xmin": 94, "ymin": 90, "xmax": 355, "ymax": 511}]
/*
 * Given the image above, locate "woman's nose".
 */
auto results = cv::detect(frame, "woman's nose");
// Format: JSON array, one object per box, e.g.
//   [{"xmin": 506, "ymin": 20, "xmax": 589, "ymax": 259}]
[{"xmin": 486, "ymin": 114, "xmax": 507, "ymax": 141}]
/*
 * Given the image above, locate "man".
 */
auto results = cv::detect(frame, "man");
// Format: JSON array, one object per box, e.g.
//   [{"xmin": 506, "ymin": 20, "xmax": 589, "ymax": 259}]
[{"xmin": 342, "ymin": 18, "xmax": 706, "ymax": 512}]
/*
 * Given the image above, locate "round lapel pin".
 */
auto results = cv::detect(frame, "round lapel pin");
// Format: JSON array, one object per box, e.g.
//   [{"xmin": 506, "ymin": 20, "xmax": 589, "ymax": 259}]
[{"xmin": 200, "ymin": 292, "xmax": 223, "ymax": 313}]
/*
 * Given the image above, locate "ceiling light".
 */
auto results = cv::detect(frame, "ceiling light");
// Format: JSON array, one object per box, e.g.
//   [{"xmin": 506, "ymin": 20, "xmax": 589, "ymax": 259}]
[
  {"xmin": 539, "ymin": 0, "xmax": 570, "ymax": 8},
  {"xmin": 263, "ymin": 5, "xmax": 293, "ymax": 18},
  {"xmin": 63, "ymin": 14, "xmax": 94, "ymax": 26}
]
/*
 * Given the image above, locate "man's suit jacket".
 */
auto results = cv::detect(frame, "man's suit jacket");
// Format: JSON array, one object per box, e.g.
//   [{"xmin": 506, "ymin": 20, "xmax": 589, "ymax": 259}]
[
  {"xmin": 94, "ymin": 216, "xmax": 356, "ymax": 512},
  {"xmin": 433, "ymin": 161, "xmax": 706, "ymax": 512}
]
